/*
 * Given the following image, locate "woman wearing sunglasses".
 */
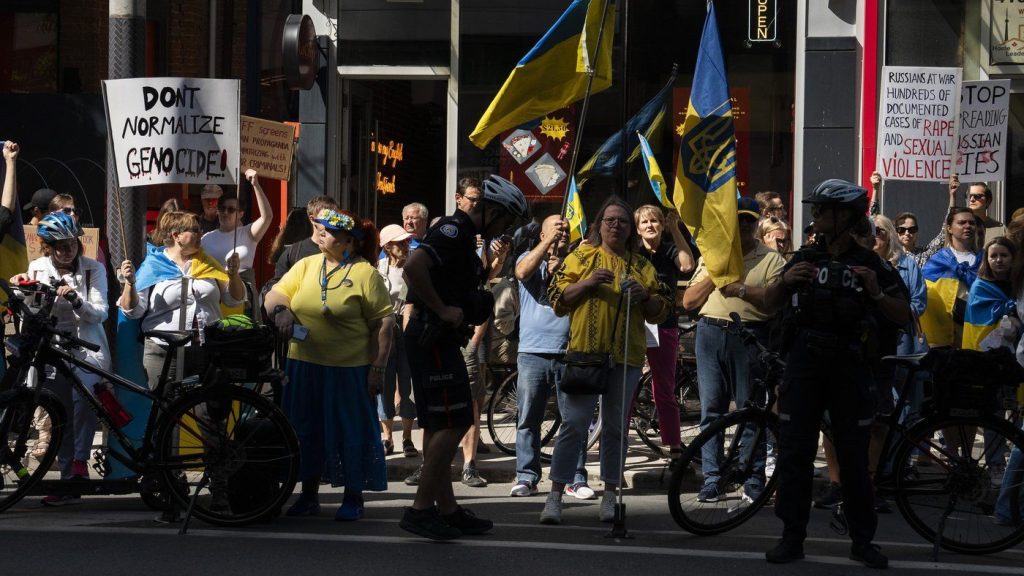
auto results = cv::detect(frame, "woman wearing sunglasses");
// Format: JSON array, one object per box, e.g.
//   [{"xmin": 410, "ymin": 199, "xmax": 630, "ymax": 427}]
[
  {"xmin": 201, "ymin": 169, "xmax": 274, "ymax": 285},
  {"xmin": 893, "ymin": 212, "xmax": 923, "ymax": 256},
  {"xmin": 263, "ymin": 208, "xmax": 394, "ymax": 521}
]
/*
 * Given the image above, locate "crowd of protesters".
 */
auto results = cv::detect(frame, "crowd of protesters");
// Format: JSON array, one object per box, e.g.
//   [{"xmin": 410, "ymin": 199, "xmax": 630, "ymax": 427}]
[{"xmin": 2, "ymin": 137, "xmax": 1022, "ymax": 560}]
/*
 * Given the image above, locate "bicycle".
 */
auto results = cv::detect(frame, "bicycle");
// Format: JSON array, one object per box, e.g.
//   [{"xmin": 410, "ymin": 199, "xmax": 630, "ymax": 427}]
[
  {"xmin": 485, "ymin": 364, "xmax": 561, "ymax": 463},
  {"xmin": 0, "ymin": 278, "xmax": 299, "ymax": 528},
  {"xmin": 667, "ymin": 312, "xmax": 1024, "ymax": 557}
]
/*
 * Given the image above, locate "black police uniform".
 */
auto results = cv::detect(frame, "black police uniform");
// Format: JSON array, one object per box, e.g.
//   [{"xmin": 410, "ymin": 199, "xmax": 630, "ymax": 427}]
[
  {"xmin": 404, "ymin": 209, "xmax": 487, "ymax": 431},
  {"xmin": 774, "ymin": 243, "xmax": 908, "ymax": 547}
]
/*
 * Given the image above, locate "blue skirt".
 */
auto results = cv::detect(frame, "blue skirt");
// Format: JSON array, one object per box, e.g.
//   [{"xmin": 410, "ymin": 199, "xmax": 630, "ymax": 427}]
[{"xmin": 282, "ymin": 359, "xmax": 387, "ymax": 491}]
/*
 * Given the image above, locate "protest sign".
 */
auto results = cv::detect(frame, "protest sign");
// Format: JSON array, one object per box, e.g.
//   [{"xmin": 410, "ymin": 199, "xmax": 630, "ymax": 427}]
[
  {"xmin": 877, "ymin": 66, "xmax": 961, "ymax": 182},
  {"xmin": 956, "ymin": 79, "xmax": 1010, "ymax": 183},
  {"xmin": 240, "ymin": 116, "xmax": 296, "ymax": 181},
  {"xmin": 24, "ymin": 226, "xmax": 99, "ymax": 261},
  {"xmin": 102, "ymin": 77, "xmax": 240, "ymax": 188}
]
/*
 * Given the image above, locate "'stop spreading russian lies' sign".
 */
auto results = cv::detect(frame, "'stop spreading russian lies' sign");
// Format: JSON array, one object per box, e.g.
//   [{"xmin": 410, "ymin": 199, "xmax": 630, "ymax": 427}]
[
  {"xmin": 102, "ymin": 77, "xmax": 240, "ymax": 188},
  {"xmin": 956, "ymin": 79, "xmax": 1010, "ymax": 184},
  {"xmin": 877, "ymin": 66, "xmax": 961, "ymax": 182}
]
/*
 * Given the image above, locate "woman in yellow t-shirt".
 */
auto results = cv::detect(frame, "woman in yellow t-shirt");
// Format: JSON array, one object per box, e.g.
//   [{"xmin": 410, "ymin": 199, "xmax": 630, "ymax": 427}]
[
  {"xmin": 541, "ymin": 197, "xmax": 670, "ymax": 525},
  {"xmin": 264, "ymin": 208, "xmax": 394, "ymax": 521}
]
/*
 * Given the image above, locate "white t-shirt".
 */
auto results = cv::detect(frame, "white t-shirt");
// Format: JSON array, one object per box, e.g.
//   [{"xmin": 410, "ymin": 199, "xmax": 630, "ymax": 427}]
[
  {"xmin": 377, "ymin": 257, "xmax": 407, "ymax": 314},
  {"xmin": 202, "ymin": 223, "xmax": 258, "ymax": 271},
  {"xmin": 950, "ymin": 248, "xmax": 977, "ymax": 266}
]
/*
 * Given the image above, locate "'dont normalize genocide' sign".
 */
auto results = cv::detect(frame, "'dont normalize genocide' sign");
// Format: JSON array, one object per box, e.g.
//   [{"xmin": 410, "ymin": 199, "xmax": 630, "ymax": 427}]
[
  {"xmin": 102, "ymin": 77, "xmax": 240, "ymax": 188},
  {"xmin": 877, "ymin": 66, "xmax": 961, "ymax": 182},
  {"xmin": 956, "ymin": 79, "xmax": 1010, "ymax": 184}
]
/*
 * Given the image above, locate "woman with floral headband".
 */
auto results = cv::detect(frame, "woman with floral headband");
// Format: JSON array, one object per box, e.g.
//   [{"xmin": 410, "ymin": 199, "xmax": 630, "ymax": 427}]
[{"xmin": 263, "ymin": 208, "xmax": 394, "ymax": 521}]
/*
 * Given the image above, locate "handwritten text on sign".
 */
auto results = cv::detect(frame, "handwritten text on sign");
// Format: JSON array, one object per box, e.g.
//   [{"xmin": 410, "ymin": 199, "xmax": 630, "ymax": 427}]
[
  {"xmin": 240, "ymin": 116, "xmax": 296, "ymax": 181},
  {"xmin": 877, "ymin": 66, "xmax": 961, "ymax": 182},
  {"xmin": 956, "ymin": 80, "xmax": 1009, "ymax": 183},
  {"xmin": 102, "ymin": 77, "xmax": 240, "ymax": 188}
]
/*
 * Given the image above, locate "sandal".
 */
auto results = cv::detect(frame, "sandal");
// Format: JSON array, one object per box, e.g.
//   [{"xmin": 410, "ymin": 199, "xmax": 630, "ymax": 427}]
[{"xmin": 383, "ymin": 438, "xmax": 394, "ymax": 455}]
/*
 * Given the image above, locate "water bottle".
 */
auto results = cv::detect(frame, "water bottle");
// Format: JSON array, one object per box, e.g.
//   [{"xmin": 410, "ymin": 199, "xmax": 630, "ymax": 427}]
[{"xmin": 94, "ymin": 383, "xmax": 133, "ymax": 428}]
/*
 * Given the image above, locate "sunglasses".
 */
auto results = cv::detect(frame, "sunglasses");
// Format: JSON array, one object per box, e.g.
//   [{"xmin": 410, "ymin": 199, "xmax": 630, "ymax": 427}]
[
  {"xmin": 896, "ymin": 226, "xmax": 918, "ymax": 235},
  {"xmin": 874, "ymin": 228, "xmax": 887, "ymax": 237},
  {"xmin": 601, "ymin": 217, "xmax": 630, "ymax": 227},
  {"xmin": 218, "ymin": 206, "xmax": 238, "ymax": 214},
  {"xmin": 968, "ymin": 193, "xmax": 986, "ymax": 201}
]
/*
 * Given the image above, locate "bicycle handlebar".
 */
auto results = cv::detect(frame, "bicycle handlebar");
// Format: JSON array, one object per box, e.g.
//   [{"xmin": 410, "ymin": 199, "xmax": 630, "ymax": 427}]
[
  {"xmin": 50, "ymin": 326, "xmax": 102, "ymax": 353},
  {"xmin": 728, "ymin": 311, "xmax": 785, "ymax": 370}
]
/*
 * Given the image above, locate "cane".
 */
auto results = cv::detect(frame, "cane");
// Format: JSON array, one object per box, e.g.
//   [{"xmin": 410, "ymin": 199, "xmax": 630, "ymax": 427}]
[{"xmin": 608, "ymin": 278, "xmax": 633, "ymax": 539}]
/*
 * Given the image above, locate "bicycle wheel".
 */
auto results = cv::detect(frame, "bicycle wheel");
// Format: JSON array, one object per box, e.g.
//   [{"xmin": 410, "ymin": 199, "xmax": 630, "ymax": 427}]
[
  {"xmin": 894, "ymin": 416, "xmax": 1024, "ymax": 554},
  {"xmin": 667, "ymin": 408, "xmax": 779, "ymax": 535},
  {"xmin": 586, "ymin": 400, "xmax": 602, "ymax": 450},
  {"xmin": 485, "ymin": 371, "xmax": 518, "ymax": 457},
  {"xmin": 154, "ymin": 386, "xmax": 299, "ymax": 526},
  {"xmin": 676, "ymin": 360, "xmax": 703, "ymax": 456},
  {"xmin": 0, "ymin": 388, "xmax": 67, "ymax": 513},
  {"xmin": 485, "ymin": 372, "xmax": 562, "ymax": 463},
  {"xmin": 633, "ymin": 373, "xmax": 663, "ymax": 455}
]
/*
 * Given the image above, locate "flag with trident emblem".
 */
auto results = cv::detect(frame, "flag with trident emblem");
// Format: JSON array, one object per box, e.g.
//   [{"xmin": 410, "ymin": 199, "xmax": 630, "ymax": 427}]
[{"xmin": 672, "ymin": 1, "xmax": 742, "ymax": 288}]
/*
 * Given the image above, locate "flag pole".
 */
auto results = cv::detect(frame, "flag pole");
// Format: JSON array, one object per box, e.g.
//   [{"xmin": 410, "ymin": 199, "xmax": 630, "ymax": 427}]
[
  {"xmin": 560, "ymin": 0, "xmax": 614, "ymax": 219},
  {"xmin": 618, "ymin": 0, "xmax": 630, "ymax": 200}
]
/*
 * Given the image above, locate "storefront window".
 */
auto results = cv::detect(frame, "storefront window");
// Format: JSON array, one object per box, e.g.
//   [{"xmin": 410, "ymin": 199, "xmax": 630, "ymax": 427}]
[
  {"xmin": 338, "ymin": 0, "xmax": 450, "ymax": 67},
  {"xmin": 0, "ymin": 10, "xmax": 58, "ymax": 93}
]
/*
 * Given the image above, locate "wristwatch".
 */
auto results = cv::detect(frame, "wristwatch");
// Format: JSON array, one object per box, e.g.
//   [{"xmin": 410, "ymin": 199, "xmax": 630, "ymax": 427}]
[
  {"xmin": 270, "ymin": 304, "xmax": 288, "ymax": 321},
  {"xmin": 736, "ymin": 284, "xmax": 747, "ymax": 299}
]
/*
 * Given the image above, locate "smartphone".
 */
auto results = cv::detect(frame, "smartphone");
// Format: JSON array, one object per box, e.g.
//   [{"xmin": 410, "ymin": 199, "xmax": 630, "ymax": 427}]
[{"xmin": 292, "ymin": 324, "xmax": 309, "ymax": 342}]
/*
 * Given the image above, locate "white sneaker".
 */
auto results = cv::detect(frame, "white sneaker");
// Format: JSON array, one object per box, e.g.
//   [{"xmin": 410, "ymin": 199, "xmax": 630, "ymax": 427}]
[
  {"xmin": 599, "ymin": 490, "xmax": 617, "ymax": 522},
  {"xmin": 565, "ymin": 482, "xmax": 596, "ymax": 500},
  {"xmin": 539, "ymin": 492, "xmax": 562, "ymax": 525},
  {"xmin": 510, "ymin": 481, "xmax": 539, "ymax": 497},
  {"xmin": 765, "ymin": 455, "xmax": 777, "ymax": 477}
]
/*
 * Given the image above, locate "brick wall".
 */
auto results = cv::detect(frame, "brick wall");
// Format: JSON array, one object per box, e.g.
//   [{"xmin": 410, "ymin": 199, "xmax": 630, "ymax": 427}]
[
  {"xmin": 59, "ymin": 0, "xmax": 108, "ymax": 93},
  {"xmin": 167, "ymin": 0, "xmax": 209, "ymax": 78}
]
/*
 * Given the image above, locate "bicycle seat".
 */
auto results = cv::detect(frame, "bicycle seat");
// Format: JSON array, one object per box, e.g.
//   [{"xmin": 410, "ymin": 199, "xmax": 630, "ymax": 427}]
[
  {"xmin": 678, "ymin": 320, "xmax": 697, "ymax": 333},
  {"xmin": 143, "ymin": 330, "xmax": 194, "ymax": 347},
  {"xmin": 880, "ymin": 353, "xmax": 928, "ymax": 366}
]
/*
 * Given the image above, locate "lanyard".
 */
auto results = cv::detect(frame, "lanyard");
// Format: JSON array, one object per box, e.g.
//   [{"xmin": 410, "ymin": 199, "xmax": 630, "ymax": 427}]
[{"xmin": 320, "ymin": 256, "xmax": 354, "ymax": 314}]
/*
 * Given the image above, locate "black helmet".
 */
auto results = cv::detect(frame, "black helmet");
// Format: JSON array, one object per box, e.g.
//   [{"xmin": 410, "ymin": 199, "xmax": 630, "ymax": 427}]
[
  {"xmin": 803, "ymin": 179, "xmax": 868, "ymax": 214},
  {"xmin": 482, "ymin": 175, "xmax": 529, "ymax": 221}
]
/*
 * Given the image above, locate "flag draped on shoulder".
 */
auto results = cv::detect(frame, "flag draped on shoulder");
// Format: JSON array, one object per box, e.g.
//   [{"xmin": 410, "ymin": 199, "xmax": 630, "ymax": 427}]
[
  {"xmin": 919, "ymin": 248, "xmax": 979, "ymax": 348},
  {"xmin": 962, "ymin": 277, "xmax": 1016, "ymax": 351},
  {"xmin": 565, "ymin": 177, "xmax": 587, "ymax": 243},
  {"xmin": 672, "ymin": 2, "xmax": 741, "ymax": 288},
  {"xmin": 0, "ymin": 196, "xmax": 28, "ymax": 300},
  {"xmin": 468, "ymin": 0, "xmax": 614, "ymax": 149},
  {"xmin": 637, "ymin": 132, "xmax": 671, "ymax": 209},
  {"xmin": 577, "ymin": 69, "xmax": 676, "ymax": 181}
]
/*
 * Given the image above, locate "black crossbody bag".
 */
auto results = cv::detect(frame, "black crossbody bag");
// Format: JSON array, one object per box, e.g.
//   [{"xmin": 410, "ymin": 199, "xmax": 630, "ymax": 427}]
[{"xmin": 560, "ymin": 257, "xmax": 629, "ymax": 395}]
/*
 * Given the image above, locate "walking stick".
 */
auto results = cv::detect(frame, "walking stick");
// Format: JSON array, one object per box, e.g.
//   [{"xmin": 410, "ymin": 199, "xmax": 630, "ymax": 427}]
[{"xmin": 608, "ymin": 275, "xmax": 633, "ymax": 540}]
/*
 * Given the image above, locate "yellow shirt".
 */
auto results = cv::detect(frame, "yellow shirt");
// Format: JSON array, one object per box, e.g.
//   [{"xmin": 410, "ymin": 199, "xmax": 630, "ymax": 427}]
[
  {"xmin": 689, "ymin": 244, "xmax": 785, "ymax": 322},
  {"xmin": 548, "ymin": 243, "xmax": 669, "ymax": 367},
  {"xmin": 272, "ymin": 255, "xmax": 393, "ymax": 367}
]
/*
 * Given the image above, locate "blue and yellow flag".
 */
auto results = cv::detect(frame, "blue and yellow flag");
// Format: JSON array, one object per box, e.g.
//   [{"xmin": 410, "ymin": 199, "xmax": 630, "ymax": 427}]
[
  {"xmin": 565, "ymin": 177, "xmax": 587, "ymax": 243},
  {"xmin": 577, "ymin": 70, "xmax": 676, "ymax": 181},
  {"xmin": 919, "ymin": 248, "xmax": 979, "ymax": 349},
  {"xmin": 673, "ymin": 2, "xmax": 741, "ymax": 288},
  {"xmin": 0, "ymin": 189, "xmax": 28, "ymax": 302},
  {"xmin": 469, "ymin": 0, "xmax": 615, "ymax": 149},
  {"xmin": 637, "ymin": 132, "xmax": 672, "ymax": 209},
  {"xmin": 962, "ymin": 278, "xmax": 1015, "ymax": 351}
]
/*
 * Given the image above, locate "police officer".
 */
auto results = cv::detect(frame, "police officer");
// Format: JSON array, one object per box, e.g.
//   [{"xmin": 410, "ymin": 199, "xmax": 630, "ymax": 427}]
[
  {"xmin": 763, "ymin": 179, "xmax": 910, "ymax": 569},
  {"xmin": 399, "ymin": 175, "xmax": 528, "ymax": 540}
]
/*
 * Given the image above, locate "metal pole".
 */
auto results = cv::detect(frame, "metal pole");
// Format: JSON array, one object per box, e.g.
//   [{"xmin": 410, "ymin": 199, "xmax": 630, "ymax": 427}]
[
  {"xmin": 560, "ymin": 0, "xmax": 614, "ymax": 219},
  {"xmin": 619, "ymin": 0, "xmax": 630, "ymax": 200}
]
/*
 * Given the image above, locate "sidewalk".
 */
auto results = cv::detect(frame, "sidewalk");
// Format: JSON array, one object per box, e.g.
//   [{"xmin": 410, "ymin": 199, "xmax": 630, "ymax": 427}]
[{"xmin": 382, "ymin": 424, "xmax": 832, "ymax": 491}]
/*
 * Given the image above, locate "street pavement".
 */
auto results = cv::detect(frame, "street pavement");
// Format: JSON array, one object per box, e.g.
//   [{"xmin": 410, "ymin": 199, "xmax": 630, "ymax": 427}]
[{"xmin": 2, "ymin": 429, "xmax": 1022, "ymax": 575}]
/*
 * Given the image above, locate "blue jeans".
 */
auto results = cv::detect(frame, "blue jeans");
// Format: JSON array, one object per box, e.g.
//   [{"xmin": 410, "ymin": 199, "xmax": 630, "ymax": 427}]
[
  {"xmin": 549, "ymin": 363, "xmax": 641, "ymax": 486},
  {"xmin": 994, "ymin": 424, "xmax": 1024, "ymax": 523},
  {"xmin": 696, "ymin": 319, "xmax": 768, "ymax": 490},
  {"xmin": 515, "ymin": 353, "xmax": 586, "ymax": 485}
]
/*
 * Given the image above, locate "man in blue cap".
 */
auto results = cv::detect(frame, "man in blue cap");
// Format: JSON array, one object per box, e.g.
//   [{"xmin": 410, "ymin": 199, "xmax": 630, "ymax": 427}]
[{"xmin": 682, "ymin": 196, "xmax": 787, "ymax": 504}]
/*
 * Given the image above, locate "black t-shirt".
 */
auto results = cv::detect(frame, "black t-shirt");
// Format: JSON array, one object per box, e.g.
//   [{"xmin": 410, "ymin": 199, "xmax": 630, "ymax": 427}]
[
  {"xmin": 783, "ymin": 244, "xmax": 908, "ymax": 353},
  {"xmin": 639, "ymin": 238, "xmax": 680, "ymax": 329},
  {"xmin": 0, "ymin": 205, "xmax": 13, "ymax": 243},
  {"xmin": 406, "ymin": 209, "xmax": 485, "ymax": 313}
]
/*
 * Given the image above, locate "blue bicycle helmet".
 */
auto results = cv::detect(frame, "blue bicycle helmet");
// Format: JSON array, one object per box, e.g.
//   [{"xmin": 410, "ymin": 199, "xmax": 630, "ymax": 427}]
[
  {"xmin": 36, "ymin": 211, "xmax": 83, "ymax": 244},
  {"xmin": 803, "ymin": 179, "xmax": 869, "ymax": 214},
  {"xmin": 482, "ymin": 175, "xmax": 529, "ymax": 221}
]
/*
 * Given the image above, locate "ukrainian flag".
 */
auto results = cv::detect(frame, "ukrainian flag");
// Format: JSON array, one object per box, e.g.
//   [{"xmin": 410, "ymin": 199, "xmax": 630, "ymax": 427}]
[
  {"xmin": 919, "ymin": 248, "xmax": 979, "ymax": 349},
  {"xmin": 672, "ymin": 2, "xmax": 742, "ymax": 288},
  {"xmin": 962, "ymin": 278, "xmax": 1015, "ymax": 351},
  {"xmin": 637, "ymin": 132, "xmax": 672, "ymax": 209},
  {"xmin": 576, "ymin": 70, "xmax": 676, "ymax": 181},
  {"xmin": 110, "ymin": 247, "xmax": 230, "ymax": 478},
  {"xmin": 565, "ymin": 177, "xmax": 587, "ymax": 243},
  {"xmin": 0, "ymin": 198, "xmax": 28, "ymax": 304},
  {"xmin": 469, "ymin": 0, "xmax": 614, "ymax": 149}
]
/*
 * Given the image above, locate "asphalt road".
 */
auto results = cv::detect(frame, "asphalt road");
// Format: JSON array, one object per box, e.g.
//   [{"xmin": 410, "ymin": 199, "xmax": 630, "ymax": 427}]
[{"xmin": 2, "ymin": 481, "xmax": 1021, "ymax": 575}]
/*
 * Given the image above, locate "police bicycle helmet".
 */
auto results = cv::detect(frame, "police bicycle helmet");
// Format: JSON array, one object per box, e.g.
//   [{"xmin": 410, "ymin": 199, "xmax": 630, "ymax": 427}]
[
  {"xmin": 803, "ymin": 178, "xmax": 869, "ymax": 215},
  {"xmin": 36, "ymin": 211, "xmax": 83, "ymax": 244},
  {"xmin": 482, "ymin": 175, "xmax": 529, "ymax": 221}
]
